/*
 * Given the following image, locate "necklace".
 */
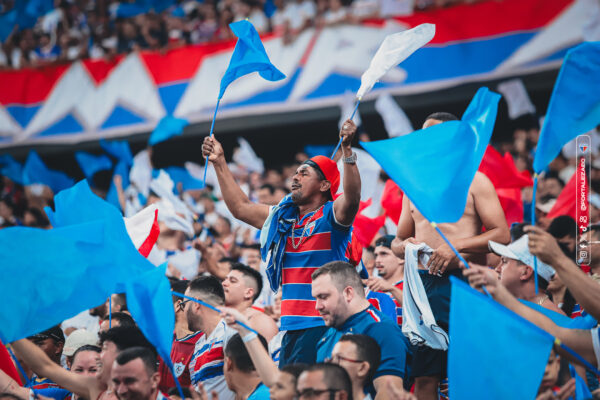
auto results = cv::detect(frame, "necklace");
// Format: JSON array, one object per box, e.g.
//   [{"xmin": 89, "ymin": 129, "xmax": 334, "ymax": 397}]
[
  {"xmin": 291, "ymin": 206, "xmax": 323, "ymax": 249},
  {"xmin": 537, "ymin": 294, "xmax": 548, "ymax": 306}
]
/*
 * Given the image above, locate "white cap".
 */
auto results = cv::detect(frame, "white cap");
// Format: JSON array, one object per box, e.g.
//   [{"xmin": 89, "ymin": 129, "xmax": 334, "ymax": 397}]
[
  {"xmin": 488, "ymin": 235, "xmax": 556, "ymax": 282},
  {"xmin": 536, "ymin": 198, "xmax": 556, "ymax": 214},
  {"xmin": 63, "ymin": 329, "xmax": 98, "ymax": 357}
]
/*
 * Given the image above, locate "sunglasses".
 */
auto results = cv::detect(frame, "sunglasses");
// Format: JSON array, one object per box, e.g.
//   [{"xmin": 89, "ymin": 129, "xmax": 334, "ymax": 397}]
[{"xmin": 178, "ymin": 299, "xmax": 192, "ymax": 311}]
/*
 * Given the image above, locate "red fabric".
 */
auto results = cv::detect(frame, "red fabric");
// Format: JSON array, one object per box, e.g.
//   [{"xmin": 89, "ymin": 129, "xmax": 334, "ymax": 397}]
[
  {"xmin": 353, "ymin": 213, "xmax": 386, "ymax": 247},
  {"xmin": 497, "ymin": 188, "xmax": 524, "ymax": 227},
  {"xmin": 547, "ymin": 173, "xmax": 577, "ymax": 220},
  {"xmin": 346, "ymin": 232, "xmax": 363, "ymax": 267},
  {"xmin": 381, "ymin": 180, "xmax": 403, "ymax": 224},
  {"xmin": 309, "ymin": 156, "xmax": 340, "ymax": 196},
  {"xmin": 0, "ymin": 341, "xmax": 22, "ymax": 385},
  {"xmin": 138, "ymin": 209, "xmax": 160, "ymax": 257},
  {"xmin": 479, "ymin": 146, "xmax": 533, "ymax": 189}
]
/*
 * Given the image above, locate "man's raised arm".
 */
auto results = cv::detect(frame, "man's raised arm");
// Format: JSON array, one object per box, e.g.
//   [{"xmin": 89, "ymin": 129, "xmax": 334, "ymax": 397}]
[
  {"xmin": 391, "ymin": 196, "xmax": 416, "ymax": 259},
  {"xmin": 333, "ymin": 119, "xmax": 361, "ymax": 226},
  {"xmin": 202, "ymin": 136, "xmax": 270, "ymax": 229}
]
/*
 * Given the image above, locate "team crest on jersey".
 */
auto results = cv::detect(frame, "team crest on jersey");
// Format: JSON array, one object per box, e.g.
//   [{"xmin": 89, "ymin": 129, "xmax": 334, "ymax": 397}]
[
  {"xmin": 174, "ymin": 362, "xmax": 185, "ymax": 377},
  {"xmin": 306, "ymin": 221, "xmax": 316, "ymax": 235}
]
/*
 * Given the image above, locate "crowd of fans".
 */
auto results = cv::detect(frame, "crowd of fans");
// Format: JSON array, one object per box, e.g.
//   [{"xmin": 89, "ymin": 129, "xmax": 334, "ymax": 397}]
[{"xmin": 0, "ymin": 0, "xmax": 484, "ymax": 69}]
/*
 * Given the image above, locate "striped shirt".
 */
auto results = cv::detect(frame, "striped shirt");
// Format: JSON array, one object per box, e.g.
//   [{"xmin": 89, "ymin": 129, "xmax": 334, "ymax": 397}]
[
  {"xmin": 392, "ymin": 280, "xmax": 404, "ymax": 326},
  {"xmin": 158, "ymin": 331, "xmax": 204, "ymax": 393},
  {"xmin": 189, "ymin": 321, "xmax": 236, "ymax": 400},
  {"xmin": 280, "ymin": 201, "xmax": 353, "ymax": 331}
]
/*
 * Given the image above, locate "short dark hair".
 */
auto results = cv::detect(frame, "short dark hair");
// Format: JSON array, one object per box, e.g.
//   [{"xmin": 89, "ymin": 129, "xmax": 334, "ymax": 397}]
[
  {"xmin": 374, "ymin": 235, "xmax": 395, "ymax": 249},
  {"xmin": 548, "ymin": 216, "xmax": 576, "ymax": 239},
  {"xmin": 240, "ymin": 243, "xmax": 261, "ymax": 251},
  {"xmin": 115, "ymin": 347, "xmax": 158, "ymax": 375},
  {"xmin": 29, "ymin": 325, "xmax": 65, "ymax": 344},
  {"xmin": 338, "ymin": 335, "xmax": 381, "ymax": 382},
  {"xmin": 303, "ymin": 363, "xmax": 353, "ymax": 400},
  {"xmin": 259, "ymin": 183, "xmax": 275, "ymax": 194},
  {"xmin": 281, "ymin": 363, "xmax": 309, "ymax": 379},
  {"xmin": 188, "ymin": 275, "xmax": 226, "ymax": 306},
  {"xmin": 311, "ymin": 261, "xmax": 364, "ymax": 296},
  {"xmin": 72, "ymin": 345, "xmax": 101, "ymax": 363},
  {"xmin": 170, "ymin": 279, "xmax": 189, "ymax": 303},
  {"xmin": 224, "ymin": 333, "xmax": 268, "ymax": 373},
  {"xmin": 425, "ymin": 112, "xmax": 459, "ymax": 123},
  {"xmin": 102, "ymin": 312, "xmax": 135, "ymax": 328},
  {"xmin": 231, "ymin": 263, "xmax": 263, "ymax": 302},
  {"xmin": 99, "ymin": 326, "xmax": 155, "ymax": 354},
  {"xmin": 167, "ymin": 387, "xmax": 192, "ymax": 398}
]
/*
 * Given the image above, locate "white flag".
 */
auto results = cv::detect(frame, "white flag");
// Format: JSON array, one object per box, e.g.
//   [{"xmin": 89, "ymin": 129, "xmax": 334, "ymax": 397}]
[
  {"xmin": 233, "ymin": 137, "xmax": 265, "ymax": 174},
  {"xmin": 375, "ymin": 93, "xmax": 413, "ymax": 137},
  {"xmin": 337, "ymin": 147, "xmax": 381, "ymax": 201},
  {"xmin": 357, "ymin": 23, "xmax": 435, "ymax": 99},
  {"xmin": 497, "ymin": 79, "xmax": 536, "ymax": 120},
  {"xmin": 339, "ymin": 90, "xmax": 362, "ymax": 129}
]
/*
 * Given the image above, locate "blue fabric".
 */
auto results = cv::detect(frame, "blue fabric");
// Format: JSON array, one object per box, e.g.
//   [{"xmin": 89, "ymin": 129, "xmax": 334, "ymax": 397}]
[
  {"xmin": 248, "ymin": 383, "xmax": 270, "ymax": 400},
  {"xmin": 520, "ymin": 300, "xmax": 597, "ymax": 330},
  {"xmin": 126, "ymin": 263, "xmax": 174, "ymax": 372},
  {"xmin": 304, "ymin": 145, "xmax": 335, "ymax": 158},
  {"xmin": 261, "ymin": 194, "xmax": 298, "ymax": 292},
  {"xmin": 361, "ymin": 87, "xmax": 500, "ymax": 223},
  {"xmin": 100, "ymin": 139, "xmax": 133, "ymax": 166},
  {"xmin": 32, "ymin": 387, "xmax": 70, "ymax": 400},
  {"xmin": 75, "ymin": 152, "xmax": 113, "ymax": 180},
  {"xmin": 219, "ymin": 20, "xmax": 285, "ymax": 99},
  {"xmin": 448, "ymin": 277, "xmax": 554, "ymax": 400},
  {"xmin": 366, "ymin": 290, "xmax": 398, "ymax": 322},
  {"xmin": 149, "ymin": 115, "xmax": 189, "ymax": 146},
  {"xmin": 570, "ymin": 364, "xmax": 593, "ymax": 400},
  {"xmin": 106, "ymin": 161, "xmax": 130, "ymax": 211},
  {"xmin": 0, "ymin": 154, "xmax": 24, "ymax": 184},
  {"xmin": 0, "ymin": 1, "xmax": 53, "ymax": 42},
  {"xmin": 22, "ymin": 151, "xmax": 74, "ymax": 193},
  {"xmin": 0, "ymin": 180, "xmax": 155, "ymax": 343},
  {"xmin": 533, "ymin": 42, "xmax": 600, "ymax": 173},
  {"xmin": 164, "ymin": 167, "xmax": 205, "ymax": 192},
  {"xmin": 0, "ymin": 10, "xmax": 17, "ymax": 42}
]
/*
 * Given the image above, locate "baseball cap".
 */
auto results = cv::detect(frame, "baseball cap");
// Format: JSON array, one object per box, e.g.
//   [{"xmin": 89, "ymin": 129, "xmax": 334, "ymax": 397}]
[
  {"xmin": 29, "ymin": 326, "xmax": 65, "ymax": 344},
  {"xmin": 488, "ymin": 235, "xmax": 556, "ymax": 282},
  {"xmin": 303, "ymin": 156, "xmax": 340, "ymax": 197},
  {"xmin": 63, "ymin": 329, "xmax": 99, "ymax": 357},
  {"xmin": 375, "ymin": 235, "xmax": 395, "ymax": 249}
]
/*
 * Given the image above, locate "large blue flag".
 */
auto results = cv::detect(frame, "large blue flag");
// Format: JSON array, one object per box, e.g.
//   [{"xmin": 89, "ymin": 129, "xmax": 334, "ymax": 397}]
[
  {"xmin": 149, "ymin": 115, "xmax": 189, "ymax": 146},
  {"xmin": 100, "ymin": 139, "xmax": 134, "ymax": 166},
  {"xmin": 533, "ymin": 42, "xmax": 600, "ymax": 173},
  {"xmin": 521, "ymin": 300, "xmax": 597, "ymax": 330},
  {"xmin": 0, "ymin": 154, "xmax": 24, "ymax": 184},
  {"xmin": 219, "ymin": 20, "xmax": 285, "ymax": 99},
  {"xmin": 126, "ymin": 263, "xmax": 174, "ymax": 370},
  {"xmin": 361, "ymin": 87, "xmax": 500, "ymax": 223},
  {"xmin": 0, "ymin": 181, "xmax": 155, "ymax": 342},
  {"xmin": 22, "ymin": 151, "xmax": 74, "ymax": 193},
  {"xmin": 75, "ymin": 152, "xmax": 113, "ymax": 181},
  {"xmin": 448, "ymin": 277, "xmax": 554, "ymax": 400}
]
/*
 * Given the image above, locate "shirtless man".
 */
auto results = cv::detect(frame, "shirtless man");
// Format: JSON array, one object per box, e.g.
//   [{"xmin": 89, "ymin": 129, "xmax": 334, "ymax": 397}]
[
  {"xmin": 222, "ymin": 263, "xmax": 279, "ymax": 341},
  {"xmin": 391, "ymin": 112, "xmax": 511, "ymax": 400}
]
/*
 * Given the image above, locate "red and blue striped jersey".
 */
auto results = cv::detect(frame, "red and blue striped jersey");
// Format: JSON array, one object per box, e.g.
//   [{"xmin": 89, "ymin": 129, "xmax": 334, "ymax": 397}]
[
  {"xmin": 158, "ymin": 331, "xmax": 203, "ymax": 393},
  {"xmin": 280, "ymin": 201, "xmax": 353, "ymax": 331},
  {"xmin": 189, "ymin": 321, "xmax": 236, "ymax": 400},
  {"xmin": 367, "ymin": 281, "xmax": 403, "ymax": 326},
  {"xmin": 392, "ymin": 281, "xmax": 404, "ymax": 326}
]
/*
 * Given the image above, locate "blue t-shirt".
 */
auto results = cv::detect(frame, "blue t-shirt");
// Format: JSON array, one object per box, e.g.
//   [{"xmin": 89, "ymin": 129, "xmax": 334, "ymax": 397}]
[
  {"xmin": 248, "ymin": 383, "xmax": 270, "ymax": 400},
  {"xmin": 316, "ymin": 306, "xmax": 411, "ymax": 382}
]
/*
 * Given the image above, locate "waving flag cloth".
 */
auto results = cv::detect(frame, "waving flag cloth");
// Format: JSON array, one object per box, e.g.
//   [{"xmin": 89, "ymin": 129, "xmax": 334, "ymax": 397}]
[
  {"xmin": 530, "ymin": 43, "xmax": 600, "ymax": 290},
  {"xmin": 448, "ymin": 277, "xmax": 554, "ymax": 400},
  {"xmin": 22, "ymin": 151, "xmax": 75, "ymax": 194},
  {"xmin": 361, "ymin": 87, "xmax": 500, "ymax": 266},
  {"xmin": 201, "ymin": 20, "xmax": 285, "ymax": 186},
  {"xmin": 331, "ymin": 23, "xmax": 435, "ymax": 158},
  {"xmin": 74, "ymin": 152, "xmax": 113, "ymax": 181},
  {"xmin": 100, "ymin": 139, "xmax": 134, "ymax": 166},
  {"xmin": 124, "ymin": 204, "xmax": 160, "ymax": 257},
  {"xmin": 149, "ymin": 115, "xmax": 189, "ymax": 146},
  {"xmin": 0, "ymin": 154, "xmax": 24, "ymax": 184},
  {"xmin": 106, "ymin": 161, "xmax": 131, "ymax": 211}
]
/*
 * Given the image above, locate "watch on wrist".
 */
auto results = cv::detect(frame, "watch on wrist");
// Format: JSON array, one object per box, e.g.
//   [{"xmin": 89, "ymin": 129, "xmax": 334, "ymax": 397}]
[{"xmin": 342, "ymin": 151, "xmax": 357, "ymax": 164}]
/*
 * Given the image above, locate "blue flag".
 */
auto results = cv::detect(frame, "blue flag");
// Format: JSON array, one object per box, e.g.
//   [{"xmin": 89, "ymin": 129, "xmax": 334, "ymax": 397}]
[
  {"xmin": 164, "ymin": 167, "xmax": 205, "ymax": 192},
  {"xmin": 361, "ymin": 87, "xmax": 500, "ymax": 223},
  {"xmin": 533, "ymin": 42, "xmax": 600, "ymax": 173},
  {"xmin": 0, "ymin": 154, "xmax": 24, "ymax": 184},
  {"xmin": 0, "ymin": 181, "xmax": 154, "ymax": 342},
  {"xmin": 22, "ymin": 151, "xmax": 75, "ymax": 193},
  {"xmin": 106, "ymin": 161, "xmax": 131, "ymax": 211},
  {"xmin": 521, "ymin": 300, "xmax": 597, "ymax": 330},
  {"xmin": 75, "ymin": 152, "xmax": 113, "ymax": 181},
  {"xmin": 126, "ymin": 263, "xmax": 174, "ymax": 369},
  {"xmin": 100, "ymin": 139, "xmax": 133, "ymax": 166},
  {"xmin": 304, "ymin": 145, "xmax": 335, "ymax": 158},
  {"xmin": 448, "ymin": 277, "xmax": 554, "ymax": 400},
  {"xmin": 219, "ymin": 20, "xmax": 285, "ymax": 99},
  {"xmin": 569, "ymin": 364, "xmax": 593, "ymax": 400},
  {"xmin": 149, "ymin": 115, "xmax": 189, "ymax": 146}
]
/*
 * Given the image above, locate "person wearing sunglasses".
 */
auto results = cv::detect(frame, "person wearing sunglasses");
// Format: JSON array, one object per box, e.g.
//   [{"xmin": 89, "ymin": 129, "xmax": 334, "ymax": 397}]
[{"xmin": 296, "ymin": 364, "xmax": 352, "ymax": 400}]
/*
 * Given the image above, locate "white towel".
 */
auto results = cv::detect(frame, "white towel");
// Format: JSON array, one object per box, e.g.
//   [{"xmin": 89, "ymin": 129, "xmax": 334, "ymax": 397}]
[{"xmin": 402, "ymin": 242, "xmax": 449, "ymax": 350}]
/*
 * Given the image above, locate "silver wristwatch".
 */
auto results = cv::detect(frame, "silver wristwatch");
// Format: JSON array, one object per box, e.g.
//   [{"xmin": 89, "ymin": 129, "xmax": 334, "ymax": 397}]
[{"xmin": 342, "ymin": 151, "xmax": 357, "ymax": 164}]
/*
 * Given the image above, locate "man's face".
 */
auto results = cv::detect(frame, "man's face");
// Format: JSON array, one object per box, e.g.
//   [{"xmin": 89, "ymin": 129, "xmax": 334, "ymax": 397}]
[
  {"xmin": 312, "ymin": 275, "xmax": 347, "ymax": 327},
  {"xmin": 72, "ymin": 350, "xmax": 101, "ymax": 377},
  {"xmin": 539, "ymin": 350, "xmax": 560, "ymax": 393},
  {"xmin": 99, "ymin": 341, "xmax": 119, "ymax": 384},
  {"xmin": 222, "ymin": 270, "xmax": 252, "ymax": 307},
  {"xmin": 291, "ymin": 165, "xmax": 327, "ymax": 205},
  {"xmin": 374, "ymin": 246, "xmax": 402, "ymax": 279},
  {"xmin": 270, "ymin": 371, "xmax": 297, "ymax": 400},
  {"xmin": 497, "ymin": 257, "xmax": 526, "ymax": 293},
  {"xmin": 330, "ymin": 341, "xmax": 365, "ymax": 385},
  {"xmin": 184, "ymin": 288, "xmax": 202, "ymax": 332},
  {"xmin": 112, "ymin": 358, "xmax": 158, "ymax": 400},
  {"xmin": 297, "ymin": 371, "xmax": 336, "ymax": 400},
  {"xmin": 31, "ymin": 337, "xmax": 62, "ymax": 364},
  {"xmin": 241, "ymin": 248, "xmax": 261, "ymax": 270}
]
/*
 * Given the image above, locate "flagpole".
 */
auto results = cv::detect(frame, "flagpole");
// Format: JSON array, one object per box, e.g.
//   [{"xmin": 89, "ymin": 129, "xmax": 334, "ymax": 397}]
[
  {"xmin": 331, "ymin": 98, "xmax": 361, "ymax": 159},
  {"xmin": 168, "ymin": 361, "xmax": 185, "ymax": 400},
  {"xmin": 430, "ymin": 222, "xmax": 491, "ymax": 297},
  {"xmin": 109, "ymin": 296, "xmax": 112, "ymax": 329},
  {"xmin": 531, "ymin": 174, "xmax": 539, "ymax": 294},
  {"xmin": 172, "ymin": 291, "xmax": 259, "ymax": 335},
  {"xmin": 202, "ymin": 98, "xmax": 222, "ymax": 187}
]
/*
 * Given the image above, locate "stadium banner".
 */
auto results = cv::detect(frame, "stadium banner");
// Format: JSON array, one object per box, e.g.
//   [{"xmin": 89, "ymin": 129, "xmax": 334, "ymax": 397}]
[{"xmin": 0, "ymin": 0, "xmax": 590, "ymax": 148}]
